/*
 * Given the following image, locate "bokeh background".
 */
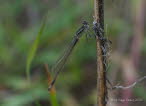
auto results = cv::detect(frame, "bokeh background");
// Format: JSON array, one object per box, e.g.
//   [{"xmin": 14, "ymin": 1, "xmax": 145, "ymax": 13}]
[{"xmin": 0, "ymin": 0, "xmax": 146, "ymax": 106}]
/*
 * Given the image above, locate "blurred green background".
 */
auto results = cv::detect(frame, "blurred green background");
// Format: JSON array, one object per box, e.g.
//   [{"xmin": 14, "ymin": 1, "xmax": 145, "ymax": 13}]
[{"xmin": 0, "ymin": 0, "xmax": 146, "ymax": 106}]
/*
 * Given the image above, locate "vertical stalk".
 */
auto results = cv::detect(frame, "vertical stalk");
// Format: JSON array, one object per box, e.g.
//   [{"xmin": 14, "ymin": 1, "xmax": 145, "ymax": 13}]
[
  {"xmin": 44, "ymin": 64, "xmax": 59, "ymax": 106},
  {"xmin": 94, "ymin": 0, "xmax": 107, "ymax": 106}
]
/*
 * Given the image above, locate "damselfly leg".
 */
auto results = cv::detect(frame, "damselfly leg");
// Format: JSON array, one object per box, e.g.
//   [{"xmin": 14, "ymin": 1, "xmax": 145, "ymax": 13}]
[{"xmin": 93, "ymin": 21, "xmax": 112, "ymax": 72}]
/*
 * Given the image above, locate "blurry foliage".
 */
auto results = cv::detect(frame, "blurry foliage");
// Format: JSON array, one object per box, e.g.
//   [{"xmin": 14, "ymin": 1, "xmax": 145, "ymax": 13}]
[
  {"xmin": 0, "ymin": 0, "xmax": 146, "ymax": 106},
  {"xmin": 134, "ymin": 86, "xmax": 146, "ymax": 101}
]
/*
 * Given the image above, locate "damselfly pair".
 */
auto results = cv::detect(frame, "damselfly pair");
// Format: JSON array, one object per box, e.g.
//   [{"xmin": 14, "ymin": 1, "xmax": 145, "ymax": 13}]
[{"xmin": 48, "ymin": 21, "xmax": 111, "ymax": 90}]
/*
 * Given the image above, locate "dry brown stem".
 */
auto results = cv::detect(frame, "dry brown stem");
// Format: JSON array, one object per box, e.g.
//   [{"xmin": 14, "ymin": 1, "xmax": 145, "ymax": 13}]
[{"xmin": 94, "ymin": 0, "xmax": 107, "ymax": 106}]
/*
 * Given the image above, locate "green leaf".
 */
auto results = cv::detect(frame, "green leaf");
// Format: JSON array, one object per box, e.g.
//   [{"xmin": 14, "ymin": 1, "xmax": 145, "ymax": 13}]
[
  {"xmin": 25, "ymin": 14, "xmax": 59, "ymax": 106},
  {"xmin": 26, "ymin": 16, "xmax": 46, "ymax": 82}
]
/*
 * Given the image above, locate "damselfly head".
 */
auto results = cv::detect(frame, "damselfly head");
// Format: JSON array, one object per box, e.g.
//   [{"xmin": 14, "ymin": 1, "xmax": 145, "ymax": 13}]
[
  {"xmin": 82, "ymin": 21, "xmax": 89, "ymax": 30},
  {"xmin": 82, "ymin": 20, "xmax": 88, "ymax": 25}
]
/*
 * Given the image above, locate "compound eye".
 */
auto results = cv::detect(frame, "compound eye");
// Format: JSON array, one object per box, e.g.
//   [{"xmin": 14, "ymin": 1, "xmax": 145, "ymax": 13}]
[{"xmin": 82, "ymin": 20, "xmax": 88, "ymax": 25}]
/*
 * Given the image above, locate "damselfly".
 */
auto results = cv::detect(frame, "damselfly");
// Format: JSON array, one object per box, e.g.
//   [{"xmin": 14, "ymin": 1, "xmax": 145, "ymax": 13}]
[{"xmin": 48, "ymin": 21, "xmax": 90, "ymax": 90}]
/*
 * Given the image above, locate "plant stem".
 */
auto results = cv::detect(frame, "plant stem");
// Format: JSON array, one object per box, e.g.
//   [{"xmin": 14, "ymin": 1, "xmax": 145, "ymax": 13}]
[
  {"xmin": 44, "ymin": 64, "xmax": 59, "ymax": 106},
  {"xmin": 94, "ymin": 0, "xmax": 107, "ymax": 106}
]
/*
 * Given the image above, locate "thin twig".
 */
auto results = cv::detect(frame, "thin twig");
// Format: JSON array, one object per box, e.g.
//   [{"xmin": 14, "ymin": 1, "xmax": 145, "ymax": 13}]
[
  {"xmin": 44, "ymin": 64, "xmax": 59, "ymax": 106},
  {"xmin": 44, "ymin": 64, "xmax": 56, "ymax": 93},
  {"xmin": 111, "ymin": 76, "xmax": 146, "ymax": 90}
]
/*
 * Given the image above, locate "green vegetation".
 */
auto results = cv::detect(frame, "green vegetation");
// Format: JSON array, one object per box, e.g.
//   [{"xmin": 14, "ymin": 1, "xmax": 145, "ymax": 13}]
[{"xmin": 0, "ymin": 0, "xmax": 146, "ymax": 106}]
